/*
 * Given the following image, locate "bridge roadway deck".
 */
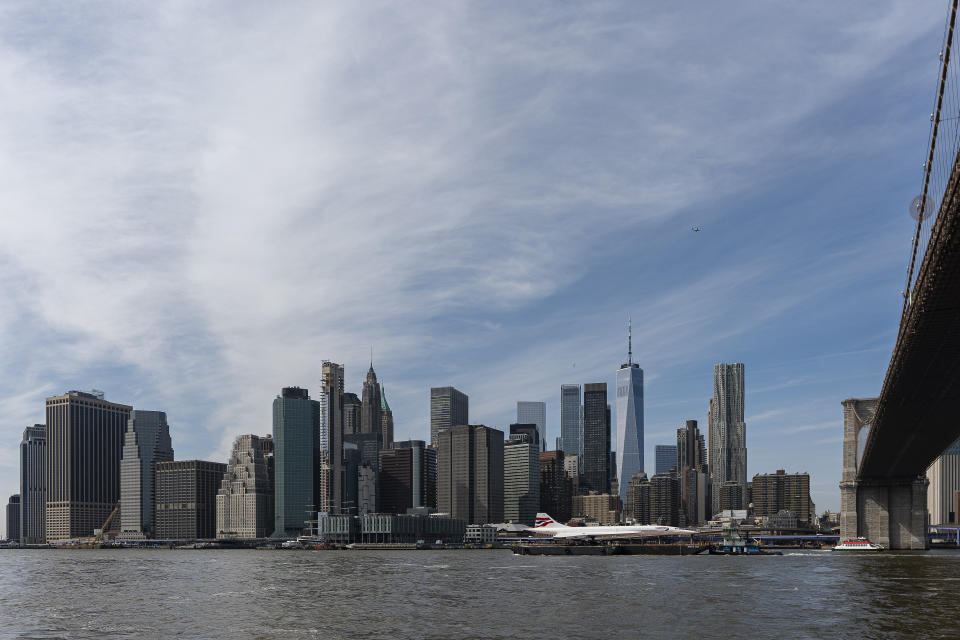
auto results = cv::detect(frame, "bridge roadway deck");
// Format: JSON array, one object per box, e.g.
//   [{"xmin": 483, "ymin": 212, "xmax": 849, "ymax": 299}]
[{"xmin": 859, "ymin": 154, "xmax": 960, "ymax": 479}]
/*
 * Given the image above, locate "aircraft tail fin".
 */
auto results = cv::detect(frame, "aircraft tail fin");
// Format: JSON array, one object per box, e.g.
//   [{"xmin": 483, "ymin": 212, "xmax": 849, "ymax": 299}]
[{"xmin": 535, "ymin": 513, "xmax": 567, "ymax": 529}]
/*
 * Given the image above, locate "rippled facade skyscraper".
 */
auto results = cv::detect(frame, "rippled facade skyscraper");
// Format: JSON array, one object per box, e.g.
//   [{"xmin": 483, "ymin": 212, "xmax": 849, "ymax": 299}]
[
  {"xmin": 709, "ymin": 363, "xmax": 747, "ymax": 513},
  {"xmin": 615, "ymin": 322, "xmax": 644, "ymax": 505}
]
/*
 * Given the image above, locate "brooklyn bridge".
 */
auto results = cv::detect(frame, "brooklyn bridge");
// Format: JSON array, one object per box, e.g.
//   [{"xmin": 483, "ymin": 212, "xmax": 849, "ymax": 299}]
[{"xmin": 840, "ymin": 0, "xmax": 960, "ymax": 549}]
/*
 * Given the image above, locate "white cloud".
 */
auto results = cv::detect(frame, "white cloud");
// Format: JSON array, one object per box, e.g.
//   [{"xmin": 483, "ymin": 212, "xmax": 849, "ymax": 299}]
[{"xmin": 0, "ymin": 1, "xmax": 941, "ymax": 512}]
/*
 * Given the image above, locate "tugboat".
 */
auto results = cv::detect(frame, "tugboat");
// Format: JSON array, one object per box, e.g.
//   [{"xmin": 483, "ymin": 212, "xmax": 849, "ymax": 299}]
[
  {"xmin": 708, "ymin": 526, "xmax": 782, "ymax": 555},
  {"xmin": 832, "ymin": 537, "xmax": 884, "ymax": 552}
]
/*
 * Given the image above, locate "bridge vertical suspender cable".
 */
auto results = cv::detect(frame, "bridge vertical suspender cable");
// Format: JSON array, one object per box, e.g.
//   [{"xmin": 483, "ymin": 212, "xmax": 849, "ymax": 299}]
[{"xmin": 904, "ymin": 0, "xmax": 959, "ymax": 322}]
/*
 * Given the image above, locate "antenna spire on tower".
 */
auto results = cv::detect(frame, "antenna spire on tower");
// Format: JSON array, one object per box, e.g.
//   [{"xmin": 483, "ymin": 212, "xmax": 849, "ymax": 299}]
[{"xmin": 628, "ymin": 316, "xmax": 633, "ymax": 365}]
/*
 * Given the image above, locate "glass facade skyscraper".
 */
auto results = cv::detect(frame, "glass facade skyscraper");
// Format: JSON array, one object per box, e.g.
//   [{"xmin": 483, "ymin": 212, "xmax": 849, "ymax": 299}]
[
  {"xmin": 655, "ymin": 445, "xmax": 677, "ymax": 476},
  {"xmin": 119, "ymin": 410, "xmax": 174, "ymax": 538},
  {"xmin": 560, "ymin": 385, "xmax": 581, "ymax": 459},
  {"xmin": 582, "ymin": 383, "xmax": 610, "ymax": 494},
  {"xmin": 616, "ymin": 322, "xmax": 644, "ymax": 505},
  {"xmin": 273, "ymin": 387, "xmax": 321, "ymax": 536}
]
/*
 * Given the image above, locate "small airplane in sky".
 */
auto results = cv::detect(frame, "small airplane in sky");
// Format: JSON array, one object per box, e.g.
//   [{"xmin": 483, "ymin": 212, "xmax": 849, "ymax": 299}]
[
  {"xmin": 533, "ymin": 513, "xmax": 694, "ymax": 539},
  {"xmin": 691, "ymin": 226, "xmax": 701, "ymax": 232}
]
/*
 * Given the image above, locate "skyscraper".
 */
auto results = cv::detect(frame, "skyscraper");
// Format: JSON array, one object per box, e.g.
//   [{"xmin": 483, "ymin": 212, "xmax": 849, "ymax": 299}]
[
  {"xmin": 676, "ymin": 419, "xmax": 707, "ymax": 473},
  {"xmin": 430, "ymin": 387, "xmax": 468, "ymax": 446},
  {"xmin": 19, "ymin": 425, "xmax": 45, "ymax": 544},
  {"xmin": 273, "ymin": 387, "xmax": 321, "ymax": 536},
  {"xmin": 45, "ymin": 390, "xmax": 132, "ymax": 542},
  {"xmin": 539, "ymin": 450, "xmax": 573, "ymax": 523},
  {"xmin": 216, "ymin": 434, "xmax": 275, "ymax": 538},
  {"xmin": 6, "ymin": 495, "xmax": 20, "ymax": 543},
  {"xmin": 677, "ymin": 419, "xmax": 708, "ymax": 526},
  {"xmin": 752, "ymin": 470, "xmax": 812, "ymax": 523},
  {"xmin": 154, "ymin": 460, "xmax": 226, "ymax": 539},
  {"xmin": 709, "ymin": 363, "xmax": 747, "ymax": 513},
  {"xmin": 379, "ymin": 447, "xmax": 415, "ymax": 515},
  {"xmin": 504, "ymin": 434, "xmax": 540, "ymax": 526},
  {"xmin": 119, "ymin": 410, "xmax": 174, "ymax": 538},
  {"xmin": 380, "ymin": 386, "xmax": 394, "ymax": 449},
  {"xmin": 516, "ymin": 401, "xmax": 546, "ymax": 452},
  {"xmin": 655, "ymin": 445, "xmax": 677, "ymax": 476},
  {"xmin": 393, "ymin": 439, "xmax": 436, "ymax": 509},
  {"xmin": 361, "ymin": 363, "xmax": 382, "ymax": 436},
  {"xmin": 509, "ymin": 423, "xmax": 540, "ymax": 448},
  {"xmin": 926, "ymin": 438, "xmax": 960, "ymax": 525},
  {"xmin": 560, "ymin": 385, "xmax": 581, "ymax": 459},
  {"xmin": 616, "ymin": 320, "xmax": 644, "ymax": 506},
  {"xmin": 581, "ymin": 383, "xmax": 610, "ymax": 495},
  {"xmin": 437, "ymin": 425, "xmax": 504, "ymax": 525},
  {"xmin": 650, "ymin": 473, "xmax": 680, "ymax": 526},
  {"xmin": 343, "ymin": 393, "xmax": 362, "ymax": 436},
  {"xmin": 625, "ymin": 472, "xmax": 650, "ymax": 524},
  {"xmin": 321, "ymin": 362, "xmax": 344, "ymax": 514}
]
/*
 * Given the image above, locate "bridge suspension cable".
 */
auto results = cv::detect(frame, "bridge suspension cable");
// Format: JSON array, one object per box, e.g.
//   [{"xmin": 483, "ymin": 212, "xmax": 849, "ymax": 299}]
[{"xmin": 903, "ymin": 0, "xmax": 960, "ymax": 320}]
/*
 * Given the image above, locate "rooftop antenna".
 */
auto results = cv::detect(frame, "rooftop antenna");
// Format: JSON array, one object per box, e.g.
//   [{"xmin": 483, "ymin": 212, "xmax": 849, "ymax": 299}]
[
  {"xmin": 628, "ymin": 316, "xmax": 633, "ymax": 365},
  {"xmin": 370, "ymin": 346, "xmax": 374, "ymax": 368}
]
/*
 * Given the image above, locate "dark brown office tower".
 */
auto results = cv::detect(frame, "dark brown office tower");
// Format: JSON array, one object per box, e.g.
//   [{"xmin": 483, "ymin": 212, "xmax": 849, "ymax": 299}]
[
  {"xmin": 581, "ymin": 383, "xmax": 610, "ymax": 495},
  {"xmin": 719, "ymin": 481, "xmax": 744, "ymax": 511},
  {"xmin": 752, "ymin": 470, "xmax": 811, "ymax": 523},
  {"xmin": 155, "ymin": 460, "xmax": 226, "ymax": 539},
  {"xmin": 343, "ymin": 393, "xmax": 362, "ymax": 436},
  {"xmin": 650, "ymin": 473, "xmax": 680, "ymax": 526},
  {"xmin": 437, "ymin": 425, "xmax": 504, "ymax": 525},
  {"xmin": 625, "ymin": 472, "xmax": 650, "ymax": 524},
  {"xmin": 379, "ymin": 448, "xmax": 413, "ymax": 514},
  {"xmin": 380, "ymin": 386, "xmax": 394, "ymax": 449},
  {"xmin": 45, "ymin": 391, "xmax": 132, "ymax": 542},
  {"xmin": 539, "ymin": 451, "xmax": 572, "ymax": 523},
  {"xmin": 360, "ymin": 364, "xmax": 382, "ymax": 436},
  {"xmin": 392, "ymin": 440, "xmax": 435, "ymax": 510}
]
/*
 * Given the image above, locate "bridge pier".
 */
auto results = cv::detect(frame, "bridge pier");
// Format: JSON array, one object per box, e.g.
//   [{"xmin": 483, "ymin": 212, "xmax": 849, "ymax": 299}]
[{"xmin": 840, "ymin": 398, "xmax": 929, "ymax": 550}]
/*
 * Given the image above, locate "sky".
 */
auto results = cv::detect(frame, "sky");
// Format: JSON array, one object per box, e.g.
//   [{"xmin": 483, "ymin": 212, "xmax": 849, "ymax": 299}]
[{"xmin": 0, "ymin": 1, "xmax": 950, "ymax": 532}]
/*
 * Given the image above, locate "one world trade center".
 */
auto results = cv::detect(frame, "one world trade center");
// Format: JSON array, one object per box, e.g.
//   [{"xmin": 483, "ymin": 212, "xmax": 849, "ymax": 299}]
[{"xmin": 616, "ymin": 319, "xmax": 644, "ymax": 505}]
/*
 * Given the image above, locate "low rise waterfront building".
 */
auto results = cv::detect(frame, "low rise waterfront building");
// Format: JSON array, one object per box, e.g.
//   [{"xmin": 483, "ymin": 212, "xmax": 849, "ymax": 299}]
[{"xmin": 465, "ymin": 524, "xmax": 497, "ymax": 545}]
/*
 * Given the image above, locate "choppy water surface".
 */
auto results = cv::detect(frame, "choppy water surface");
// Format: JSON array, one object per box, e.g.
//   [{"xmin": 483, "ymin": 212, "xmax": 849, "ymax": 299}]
[{"xmin": 1, "ymin": 549, "xmax": 959, "ymax": 639}]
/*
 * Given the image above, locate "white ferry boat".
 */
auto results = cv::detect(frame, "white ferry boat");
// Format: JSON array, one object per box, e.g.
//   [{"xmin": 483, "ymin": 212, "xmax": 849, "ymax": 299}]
[{"xmin": 832, "ymin": 537, "xmax": 884, "ymax": 552}]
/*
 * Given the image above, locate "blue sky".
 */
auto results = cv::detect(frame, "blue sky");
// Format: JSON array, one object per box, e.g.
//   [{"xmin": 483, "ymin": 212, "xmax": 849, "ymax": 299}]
[{"xmin": 0, "ymin": 1, "xmax": 948, "ymax": 526}]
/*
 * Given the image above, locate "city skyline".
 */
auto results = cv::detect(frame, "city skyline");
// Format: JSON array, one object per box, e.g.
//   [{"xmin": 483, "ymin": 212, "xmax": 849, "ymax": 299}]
[{"xmin": 0, "ymin": 1, "xmax": 944, "ymax": 519}]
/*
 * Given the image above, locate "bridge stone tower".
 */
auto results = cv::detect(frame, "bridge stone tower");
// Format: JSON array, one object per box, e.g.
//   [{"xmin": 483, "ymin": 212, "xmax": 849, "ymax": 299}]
[{"xmin": 841, "ymin": 398, "xmax": 928, "ymax": 549}]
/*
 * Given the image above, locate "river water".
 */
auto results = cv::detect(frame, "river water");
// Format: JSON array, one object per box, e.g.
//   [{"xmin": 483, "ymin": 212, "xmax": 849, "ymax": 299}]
[{"xmin": 1, "ymin": 549, "xmax": 958, "ymax": 639}]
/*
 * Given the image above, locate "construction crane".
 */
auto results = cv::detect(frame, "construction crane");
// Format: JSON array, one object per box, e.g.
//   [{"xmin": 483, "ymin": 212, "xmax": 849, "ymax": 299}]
[{"xmin": 89, "ymin": 503, "xmax": 120, "ymax": 546}]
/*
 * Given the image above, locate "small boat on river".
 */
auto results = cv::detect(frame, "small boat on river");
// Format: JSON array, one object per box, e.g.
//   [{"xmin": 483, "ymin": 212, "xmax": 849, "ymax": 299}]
[{"xmin": 832, "ymin": 538, "xmax": 884, "ymax": 552}]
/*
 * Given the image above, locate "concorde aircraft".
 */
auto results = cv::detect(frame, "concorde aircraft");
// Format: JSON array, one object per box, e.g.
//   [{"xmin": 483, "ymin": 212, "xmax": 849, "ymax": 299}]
[{"xmin": 534, "ymin": 513, "xmax": 695, "ymax": 539}]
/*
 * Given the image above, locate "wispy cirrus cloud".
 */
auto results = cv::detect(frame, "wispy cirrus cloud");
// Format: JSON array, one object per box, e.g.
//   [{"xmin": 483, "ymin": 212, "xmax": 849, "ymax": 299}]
[{"xmin": 0, "ymin": 1, "xmax": 943, "ymax": 520}]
